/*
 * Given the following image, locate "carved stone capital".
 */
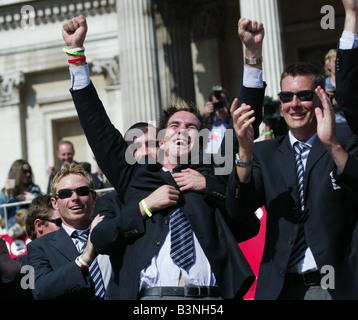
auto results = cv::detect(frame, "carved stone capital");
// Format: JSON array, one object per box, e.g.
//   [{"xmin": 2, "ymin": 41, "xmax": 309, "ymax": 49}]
[
  {"xmin": 91, "ymin": 56, "xmax": 120, "ymax": 86},
  {"xmin": 0, "ymin": 71, "xmax": 25, "ymax": 105}
]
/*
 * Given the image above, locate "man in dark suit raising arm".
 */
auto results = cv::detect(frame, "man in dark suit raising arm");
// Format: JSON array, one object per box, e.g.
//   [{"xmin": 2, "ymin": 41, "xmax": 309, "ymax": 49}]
[
  {"xmin": 61, "ymin": 15, "xmax": 266, "ymax": 300},
  {"xmin": 226, "ymin": 17, "xmax": 358, "ymax": 300},
  {"xmin": 335, "ymin": 0, "xmax": 358, "ymax": 134}
]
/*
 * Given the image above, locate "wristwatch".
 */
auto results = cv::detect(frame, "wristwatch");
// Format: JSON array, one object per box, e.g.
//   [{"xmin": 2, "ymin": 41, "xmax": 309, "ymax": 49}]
[
  {"xmin": 245, "ymin": 56, "xmax": 263, "ymax": 65},
  {"xmin": 235, "ymin": 153, "xmax": 253, "ymax": 167}
]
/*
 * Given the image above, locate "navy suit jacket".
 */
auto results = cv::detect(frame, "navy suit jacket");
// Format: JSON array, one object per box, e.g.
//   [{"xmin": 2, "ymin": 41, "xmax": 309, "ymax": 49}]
[
  {"xmin": 71, "ymin": 82, "xmax": 265, "ymax": 299},
  {"xmin": 27, "ymin": 228, "xmax": 95, "ymax": 299},
  {"xmin": 336, "ymin": 47, "xmax": 358, "ymax": 134},
  {"xmin": 227, "ymin": 126, "xmax": 358, "ymax": 299}
]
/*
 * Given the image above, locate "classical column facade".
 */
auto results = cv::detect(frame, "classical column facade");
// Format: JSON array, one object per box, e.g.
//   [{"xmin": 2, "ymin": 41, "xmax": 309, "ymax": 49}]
[
  {"xmin": 239, "ymin": 0, "xmax": 285, "ymax": 98},
  {"xmin": 154, "ymin": 0, "xmax": 195, "ymax": 107},
  {"xmin": 116, "ymin": 0, "xmax": 161, "ymax": 129}
]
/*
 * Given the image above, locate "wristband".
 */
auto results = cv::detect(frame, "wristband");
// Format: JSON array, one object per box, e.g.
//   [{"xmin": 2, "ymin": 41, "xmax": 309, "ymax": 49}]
[
  {"xmin": 141, "ymin": 199, "xmax": 153, "ymax": 218},
  {"xmin": 68, "ymin": 56, "xmax": 86, "ymax": 63},
  {"xmin": 75, "ymin": 256, "xmax": 89, "ymax": 270},
  {"xmin": 63, "ymin": 47, "xmax": 85, "ymax": 56},
  {"xmin": 265, "ymin": 130, "xmax": 273, "ymax": 135}
]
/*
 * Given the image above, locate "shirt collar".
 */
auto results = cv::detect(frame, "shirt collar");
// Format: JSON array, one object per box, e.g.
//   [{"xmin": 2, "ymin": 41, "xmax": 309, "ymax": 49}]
[
  {"xmin": 288, "ymin": 130, "xmax": 317, "ymax": 148},
  {"xmin": 61, "ymin": 223, "xmax": 91, "ymax": 237}
]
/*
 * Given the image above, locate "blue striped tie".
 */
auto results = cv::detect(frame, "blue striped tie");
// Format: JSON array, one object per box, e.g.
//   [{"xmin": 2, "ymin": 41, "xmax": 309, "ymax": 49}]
[
  {"xmin": 72, "ymin": 230, "xmax": 106, "ymax": 299},
  {"xmin": 288, "ymin": 142, "xmax": 309, "ymax": 268},
  {"xmin": 170, "ymin": 208, "xmax": 195, "ymax": 269}
]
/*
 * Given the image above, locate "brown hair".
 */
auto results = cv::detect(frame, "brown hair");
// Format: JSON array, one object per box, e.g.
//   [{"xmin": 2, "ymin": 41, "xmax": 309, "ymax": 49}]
[
  {"xmin": 25, "ymin": 194, "xmax": 54, "ymax": 240},
  {"xmin": 157, "ymin": 100, "xmax": 204, "ymax": 132}
]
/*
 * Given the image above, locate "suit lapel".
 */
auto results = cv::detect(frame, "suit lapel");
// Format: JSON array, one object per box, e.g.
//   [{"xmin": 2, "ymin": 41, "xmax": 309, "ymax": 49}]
[
  {"xmin": 50, "ymin": 227, "xmax": 79, "ymax": 261},
  {"xmin": 304, "ymin": 138, "xmax": 327, "ymax": 192}
]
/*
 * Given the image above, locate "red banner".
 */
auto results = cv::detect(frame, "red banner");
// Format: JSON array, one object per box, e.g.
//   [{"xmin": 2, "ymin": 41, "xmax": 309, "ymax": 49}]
[
  {"xmin": 239, "ymin": 206, "xmax": 267, "ymax": 300},
  {"xmin": 1, "ymin": 233, "xmax": 30, "ymax": 258}
]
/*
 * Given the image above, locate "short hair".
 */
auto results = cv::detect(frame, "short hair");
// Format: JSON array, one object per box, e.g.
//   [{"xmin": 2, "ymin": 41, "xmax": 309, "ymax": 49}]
[
  {"xmin": 25, "ymin": 194, "xmax": 54, "ymax": 240},
  {"xmin": 157, "ymin": 100, "xmax": 204, "ymax": 132},
  {"xmin": 280, "ymin": 62, "xmax": 325, "ymax": 90},
  {"xmin": 124, "ymin": 122, "xmax": 157, "ymax": 146},
  {"xmin": 58, "ymin": 140, "xmax": 75, "ymax": 152},
  {"xmin": 51, "ymin": 163, "xmax": 94, "ymax": 196}
]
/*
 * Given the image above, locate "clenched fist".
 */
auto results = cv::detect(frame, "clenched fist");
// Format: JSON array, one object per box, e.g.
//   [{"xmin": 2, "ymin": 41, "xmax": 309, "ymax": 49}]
[{"xmin": 62, "ymin": 15, "xmax": 88, "ymax": 49}]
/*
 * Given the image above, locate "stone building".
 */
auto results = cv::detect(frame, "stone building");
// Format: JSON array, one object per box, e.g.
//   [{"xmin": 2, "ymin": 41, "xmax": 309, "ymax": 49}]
[{"xmin": 0, "ymin": 0, "xmax": 344, "ymax": 192}]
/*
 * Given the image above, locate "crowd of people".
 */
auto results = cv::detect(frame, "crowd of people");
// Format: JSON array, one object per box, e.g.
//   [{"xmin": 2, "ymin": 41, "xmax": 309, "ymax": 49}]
[{"xmin": 0, "ymin": 0, "xmax": 358, "ymax": 301}]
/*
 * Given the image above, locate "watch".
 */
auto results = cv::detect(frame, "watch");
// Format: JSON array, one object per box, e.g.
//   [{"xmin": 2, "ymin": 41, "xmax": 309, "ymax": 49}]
[
  {"xmin": 245, "ymin": 56, "xmax": 263, "ymax": 65},
  {"xmin": 235, "ymin": 153, "xmax": 253, "ymax": 167}
]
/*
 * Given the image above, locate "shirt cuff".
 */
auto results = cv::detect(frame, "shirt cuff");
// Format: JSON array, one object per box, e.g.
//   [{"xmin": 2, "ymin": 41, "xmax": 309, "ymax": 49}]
[
  {"xmin": 243, "ymin": 66, "xmax": 264, "ymax": 88},
  {"xmin": 339, "ymin": 30, "xmax": 358, "ymax": 49},
  {"xmin": 70, "ymin": 64, "xmax": 90, "ymax": 90}
]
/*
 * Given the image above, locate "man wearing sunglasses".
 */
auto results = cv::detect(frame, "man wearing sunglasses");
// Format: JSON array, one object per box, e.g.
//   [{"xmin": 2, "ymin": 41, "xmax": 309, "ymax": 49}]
[
  {"xmin": 25, "ymin": 194, "xmax": 61, "ymax": 240},
  {"xmin": 26, "ymin": 164, "xmax": 119, "ymax": 300},
  {"xmin": 226, "ymin": 17, "xmax": 358, "ymax": 300}
]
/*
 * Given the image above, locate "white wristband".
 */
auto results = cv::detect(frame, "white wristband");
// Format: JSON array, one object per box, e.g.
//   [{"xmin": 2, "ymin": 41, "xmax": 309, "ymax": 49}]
[{"xmin": 75, "ymin": 256, "xmax": 90, "ymax": 270}]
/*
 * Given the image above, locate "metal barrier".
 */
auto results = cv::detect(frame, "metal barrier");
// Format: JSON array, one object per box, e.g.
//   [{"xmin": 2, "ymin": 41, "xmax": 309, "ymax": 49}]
[{"xmin": 0, "ymin": 187, "xmax": 114, "ymax": 232}]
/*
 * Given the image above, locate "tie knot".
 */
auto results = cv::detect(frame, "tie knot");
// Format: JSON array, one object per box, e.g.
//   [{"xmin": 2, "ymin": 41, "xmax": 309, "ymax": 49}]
[
  {"xmin": 294, "ymin": 141, "xmax": 308, "ymax": 155},
  {"xmin": 72, "ymin": 230, "xmax": 89, "ymax": 242}
]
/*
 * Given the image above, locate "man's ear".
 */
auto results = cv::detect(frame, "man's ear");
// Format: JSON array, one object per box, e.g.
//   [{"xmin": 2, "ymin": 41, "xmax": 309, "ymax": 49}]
[
  {"xmin": 34, "ymin": 219, "xmax": 44, "ymax": 235},
  {"xmin": 158, "ymin": 139, "xmax": 165, "ymax": 148},
  {"xmin": 51, "ymin": 197, "xmax": 59, "ymax": 210}
]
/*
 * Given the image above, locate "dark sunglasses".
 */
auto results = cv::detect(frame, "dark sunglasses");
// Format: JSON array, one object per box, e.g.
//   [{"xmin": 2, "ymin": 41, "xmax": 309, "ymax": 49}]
[
  {"xmin": 278, "ymin": 90, "xmax": 315, "ymax": 103},
  {"xmin": 55, "ymin": 186, "xmax": 93, "ymax": 199},
  {"xmin": 40, "ymin": 217, "xmax": 62, "ymax": 227}
]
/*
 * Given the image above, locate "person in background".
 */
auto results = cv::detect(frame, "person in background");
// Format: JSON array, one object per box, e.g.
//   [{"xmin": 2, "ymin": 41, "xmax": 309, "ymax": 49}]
[
  {"xmin": 25, "ymin": 193, "xmax": 61, "ymax": 240},
  {"xmin": 0, "ymin": 194, "xmax": 61, "ymax": 300},
  {"xmin": 203, "ymin": 85, "xmax": 231, "ymax": 154},
  {"xmin": 91, "ymin": 158, "xmax": 112, "ymax": 194},
  {"xmin": 47, "ymin": 140, "xmax": 91, "ymax": 193},
  {"xmin": 0, "ymin": 159, "xmax": 41, "ymax": 229},
  {"xmin": 324, "ymin": 48, "xmax": 346, "ymax": 125}
]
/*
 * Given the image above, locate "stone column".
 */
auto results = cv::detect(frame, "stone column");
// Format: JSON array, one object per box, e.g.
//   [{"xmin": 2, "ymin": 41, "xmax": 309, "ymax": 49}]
[
  {"xmin": 116, "ymin": 0, "xmax": 161, "ymax": 130},
  {"xmin": 154, "ymin": 0, "xmax": 195, "ymax": 107},
  {"xmin": 239, "ymin": 0, "xmax": 285, "ymax": 98}
]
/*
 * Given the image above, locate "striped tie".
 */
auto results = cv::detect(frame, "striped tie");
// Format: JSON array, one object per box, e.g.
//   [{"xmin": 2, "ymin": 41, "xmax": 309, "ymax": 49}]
[
  {"xmin": 72, "ymin": 230, "xmax": 106, "ymax": 299},
  {"xmin": 170, "ymin": 208, "xmax": 195, "ymax": 269},
  {"xmin": 288, "ymin": 142, "xmax": 309, "ymax": 268}
]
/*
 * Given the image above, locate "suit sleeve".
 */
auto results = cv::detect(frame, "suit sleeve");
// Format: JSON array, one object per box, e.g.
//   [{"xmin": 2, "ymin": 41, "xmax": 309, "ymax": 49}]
[
  {"xmin": 225, "ymin": 165, "xmax": 262, "ymax": 240},
  {"xmin": 27, "ymin": 240, "xmax": 94, "ymax": 300},
  {"xmin": 335, "ymin": 48, "xmax": 358, "ymax": 134},
  {"xmin": 91, "ymin": 192, "xmax": 145, "ymax": 255},
  {"xmin": 70, "ymin": 82, "xmax": 134, "ymax": 199},
  {"xmin": 237, "ymin": 83, "xmax": 266, "ymax": 140}
]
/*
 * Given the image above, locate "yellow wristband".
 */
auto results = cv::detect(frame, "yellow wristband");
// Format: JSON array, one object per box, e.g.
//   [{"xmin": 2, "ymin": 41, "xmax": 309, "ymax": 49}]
[{"xmin": 141, "ymin": 199, "xmax": 152, "ymax": 217}]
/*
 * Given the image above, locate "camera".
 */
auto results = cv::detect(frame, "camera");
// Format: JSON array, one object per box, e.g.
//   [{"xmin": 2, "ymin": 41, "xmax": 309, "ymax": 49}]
[
  {"xmin": 212, "ymin": 85, "xmax": 225, "ymax": 112},
  {"xmin": 263, "ymin": 96, "xmax": 281, "ymax": 119}
]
